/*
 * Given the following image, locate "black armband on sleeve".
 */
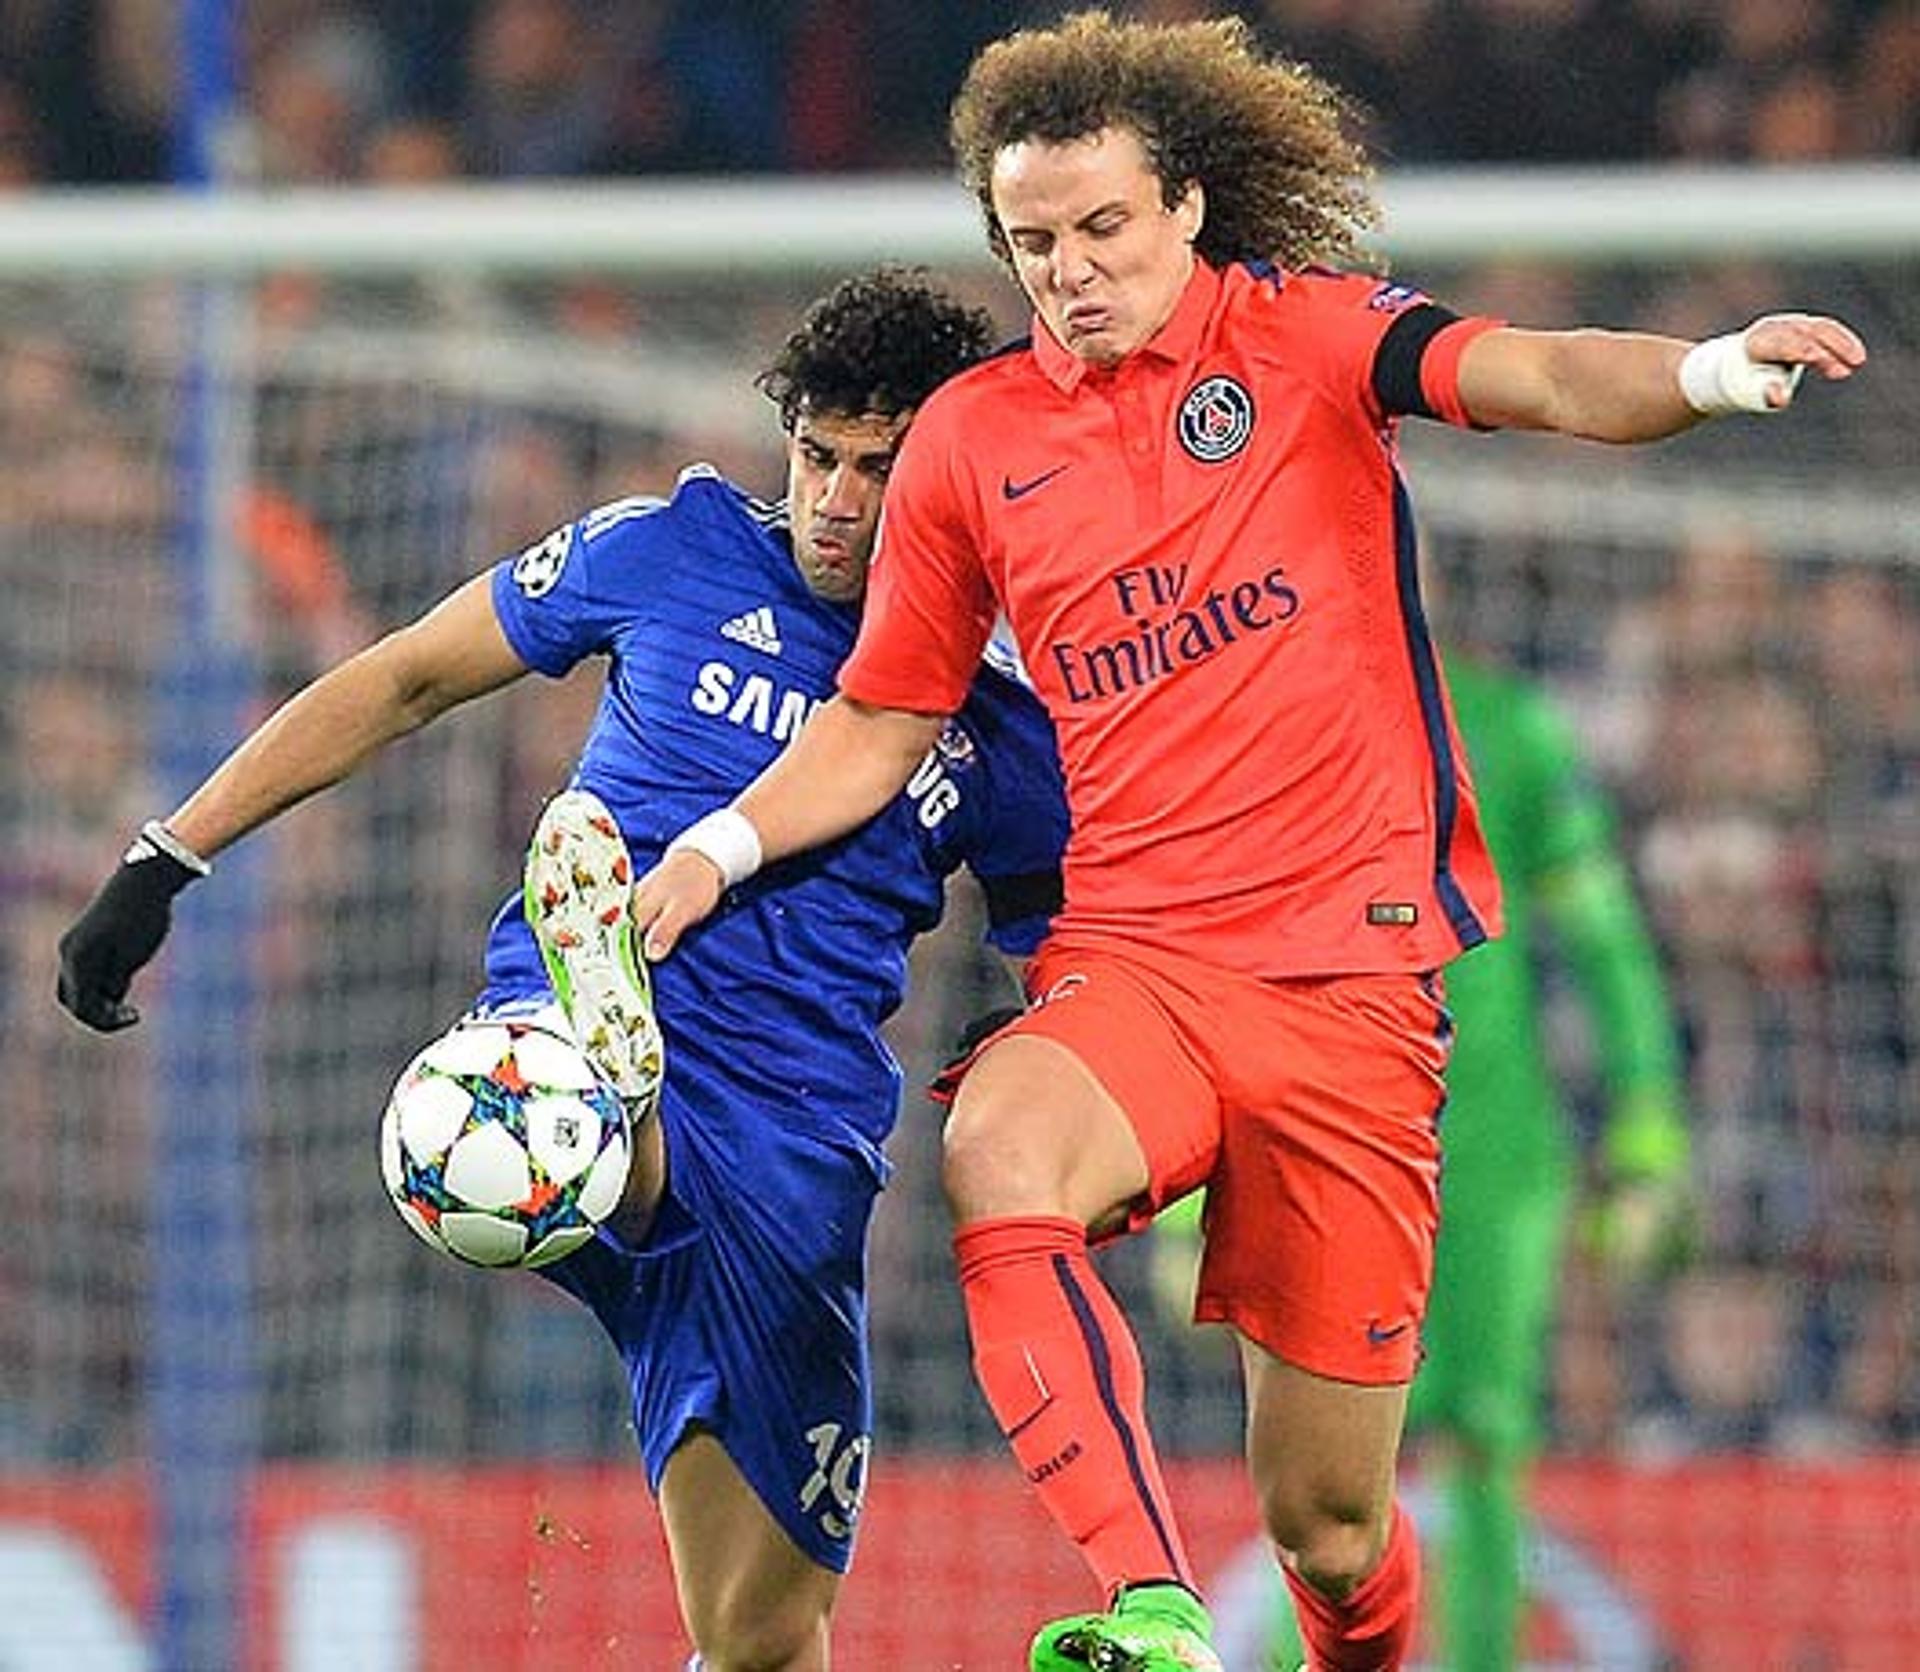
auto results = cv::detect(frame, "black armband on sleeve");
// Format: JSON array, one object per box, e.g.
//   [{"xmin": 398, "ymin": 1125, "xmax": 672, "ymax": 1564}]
[
  {"xmin": 979, "ymin": 868, "xmax": 1065, "ymax": 931},
  {"xmin": 1370, "ymin": 303, "xmax": 1463, "ymax": 420}
]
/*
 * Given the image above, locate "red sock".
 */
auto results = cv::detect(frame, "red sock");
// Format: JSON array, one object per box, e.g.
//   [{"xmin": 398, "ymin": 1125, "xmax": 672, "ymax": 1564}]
[
  {"xmin": 954, "ymin": 1214, "xmax": 1191, "ymax": 1597},
  {"xmin": 1283, "ymin": 1501, "xmax": 1420, "ymax": 1671}
]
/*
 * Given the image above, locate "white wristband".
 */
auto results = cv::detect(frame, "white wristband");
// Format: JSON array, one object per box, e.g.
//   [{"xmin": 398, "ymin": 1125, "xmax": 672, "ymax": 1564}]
[
  {"xmin": 129, "ymin": 818, "xmax": 212, "ymax": 876},
  {"xmin": 665, "ymin": 807, "xmax": 763, "ymax": 889},
  {"xmin": 1678, "ymin": 332, "xmax": 1805, "ymax": 416}
]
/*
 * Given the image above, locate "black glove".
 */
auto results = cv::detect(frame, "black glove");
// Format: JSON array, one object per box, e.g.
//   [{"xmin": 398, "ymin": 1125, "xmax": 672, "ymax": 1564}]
[
  {"xmin": 928, "ymin": 1005, "xmax": 1025, "ymax": 1105},
  {"xmin": 56, "ymin": 824, "xmax": 208, "ymax": 1033}
]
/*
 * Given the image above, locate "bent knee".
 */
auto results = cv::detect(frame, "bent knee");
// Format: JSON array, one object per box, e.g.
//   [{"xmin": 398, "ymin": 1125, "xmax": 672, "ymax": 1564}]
[
  {"xmin": 941, "ymin": 1038, "xmax": 1148, "ymax": 1225},
  {"xmin": 1264, "ymin": 1495, "xmax": 1391, "ymax": 1601},
  {"xmin": 941, "ymin": 1100, "xmax": 1065, "ymax": 1220},
  {"xmin": 689, "ymin": 1593, "xmax": 829, "ymax": 1671}
]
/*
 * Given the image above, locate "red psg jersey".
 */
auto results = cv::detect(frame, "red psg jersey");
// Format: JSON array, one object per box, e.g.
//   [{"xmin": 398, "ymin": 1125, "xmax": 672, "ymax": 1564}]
[{"xmin": 841, "ymin": 260, "xmax": 1505, "ymax": 978}]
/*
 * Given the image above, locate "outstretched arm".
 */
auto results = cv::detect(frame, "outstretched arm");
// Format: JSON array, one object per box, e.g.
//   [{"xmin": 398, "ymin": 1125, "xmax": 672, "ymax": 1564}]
[
  {"xmin": 630, "ymin": 694, "xmax": 946, "ymax": 959},
  {"xmin": 56, "ymin": 574, "xmax": 527, "ymax": 1031},
  {"xmin": 1458, "ymin": 312, "xmax": 1866, "ymax": 442},
  {"xmin": 168, "ymin": 574, "xmax": 527, "ymax": 858}
]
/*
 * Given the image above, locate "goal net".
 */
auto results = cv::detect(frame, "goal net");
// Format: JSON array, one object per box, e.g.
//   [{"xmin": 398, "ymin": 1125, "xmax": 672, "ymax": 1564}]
[{"xmin": 1, "ymin": 169, "xmax": 1915, "ymax": 1670}]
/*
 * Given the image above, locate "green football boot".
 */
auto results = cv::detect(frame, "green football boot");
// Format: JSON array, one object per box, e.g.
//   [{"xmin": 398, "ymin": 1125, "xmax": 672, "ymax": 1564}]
[
  {"xmin": 1029, "ymin": 1583, "xmax": 1225, "ymax": 1672},
  {"xmin": 524, "ymin": 788, "xmax": 665, "ymax": 1122}
]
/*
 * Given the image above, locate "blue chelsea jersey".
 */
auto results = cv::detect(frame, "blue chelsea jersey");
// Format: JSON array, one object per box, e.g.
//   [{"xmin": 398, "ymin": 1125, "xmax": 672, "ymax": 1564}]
[{"xmin": 482, "ymin": 466, "xmax": 1067, "ymax": 1150}]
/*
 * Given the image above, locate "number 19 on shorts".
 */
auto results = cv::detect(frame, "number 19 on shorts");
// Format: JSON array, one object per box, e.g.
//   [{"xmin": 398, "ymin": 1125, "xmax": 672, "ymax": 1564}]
[{"xmin": 800, "ymin": 1421, "xmax": 869, "ymax": 1540}]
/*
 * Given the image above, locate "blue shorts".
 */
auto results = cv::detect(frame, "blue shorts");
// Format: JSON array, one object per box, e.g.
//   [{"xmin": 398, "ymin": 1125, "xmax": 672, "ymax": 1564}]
[{"xmin": 473, "ymin": 984, "xmax": 887, "ymax": 1574}]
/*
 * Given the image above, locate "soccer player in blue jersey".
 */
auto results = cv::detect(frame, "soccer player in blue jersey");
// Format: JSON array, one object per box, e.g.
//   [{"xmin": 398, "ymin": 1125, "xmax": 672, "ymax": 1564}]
[{"xmin": 55, "ymin": 268, "xmax": 1069, "ymax": 1672}]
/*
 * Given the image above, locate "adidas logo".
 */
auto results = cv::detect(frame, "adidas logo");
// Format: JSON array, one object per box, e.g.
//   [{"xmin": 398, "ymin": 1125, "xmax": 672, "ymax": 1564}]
[{"xmin": 719, "ymin": 605, "xmax": 783, "ymax": 656}]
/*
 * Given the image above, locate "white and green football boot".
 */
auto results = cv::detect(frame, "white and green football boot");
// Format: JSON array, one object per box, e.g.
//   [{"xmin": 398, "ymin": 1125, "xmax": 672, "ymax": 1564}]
[{"xmin": 523, "ymin": 789, "xmax": 665, "ymax": 1124}]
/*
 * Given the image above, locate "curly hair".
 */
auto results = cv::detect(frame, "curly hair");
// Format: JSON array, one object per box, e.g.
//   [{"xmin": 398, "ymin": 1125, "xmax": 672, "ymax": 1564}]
[
  {"xmin": 950, "ymin": 10, "xmax": 1378, "ymax": 274},
  {"xmin": 756, "ymin": 266, "xmax": 997, "ymax": 430}
]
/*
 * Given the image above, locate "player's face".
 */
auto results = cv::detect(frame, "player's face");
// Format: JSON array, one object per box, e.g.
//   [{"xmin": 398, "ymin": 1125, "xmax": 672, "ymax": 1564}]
[
  {"xmin": 785, "ymin": 406, "xmax": 914, "ymax": 604},
  {"xmin": 991, "ymin": 125, "xmax": 1202, "ymax": 367}
]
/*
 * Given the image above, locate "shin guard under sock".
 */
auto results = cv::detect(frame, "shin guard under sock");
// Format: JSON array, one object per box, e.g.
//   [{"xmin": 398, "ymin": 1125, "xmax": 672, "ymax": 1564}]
[{"xmin": 955, "ymin": 1214, "xmax": 1191, "ymax": 1597}]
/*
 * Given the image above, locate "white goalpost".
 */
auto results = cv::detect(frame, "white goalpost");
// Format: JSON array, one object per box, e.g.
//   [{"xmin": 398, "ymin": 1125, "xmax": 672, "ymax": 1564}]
[
  {"xmin": 1, "ymin": 166, "xmax": 1915, "ymax": 1669},
  {"xmin": 5, "ymin": 163, "xmax": 1919, "ymax": 272}
]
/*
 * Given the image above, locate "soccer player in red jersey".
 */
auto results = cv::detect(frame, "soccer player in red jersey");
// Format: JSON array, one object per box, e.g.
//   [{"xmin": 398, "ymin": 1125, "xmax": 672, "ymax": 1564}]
[{"xmin": 628, "ymin": 13, "xmax": 1866, "ymax": 1669}]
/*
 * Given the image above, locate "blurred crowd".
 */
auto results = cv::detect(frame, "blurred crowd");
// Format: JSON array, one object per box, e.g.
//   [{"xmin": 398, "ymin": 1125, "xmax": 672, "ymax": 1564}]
[
  {"xmin": 0, "ymin": 0, "xmax": 1917, "ymax": 191},
  {"xmin": 0, "ymin": 0, "xmax": 1917, "ymax": 1475},
  {"xmin": 1422, "ymin": 488, "xmax": 1920, "ymax": 1459}
]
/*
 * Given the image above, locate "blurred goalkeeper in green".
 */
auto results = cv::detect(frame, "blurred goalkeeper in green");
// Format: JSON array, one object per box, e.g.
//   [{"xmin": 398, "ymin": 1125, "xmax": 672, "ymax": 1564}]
[{"xmin": 1156, "ymin": 648, "xmax": 1689, "ymax": 1671}]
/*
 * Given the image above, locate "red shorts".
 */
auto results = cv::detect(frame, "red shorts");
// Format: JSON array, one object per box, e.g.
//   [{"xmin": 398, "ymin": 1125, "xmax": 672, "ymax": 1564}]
[{"xmin": 1011, "ymin": 934, "xmax": 1450, "ymax": 1384}]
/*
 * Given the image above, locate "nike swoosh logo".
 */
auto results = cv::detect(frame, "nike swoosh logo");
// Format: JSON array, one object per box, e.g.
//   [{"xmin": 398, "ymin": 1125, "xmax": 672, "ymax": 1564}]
[
  {"xmin": 1366, "ymin": 1320, "xmax": 1412, "ymax": 1347},
  {"xmin": 1001, "ymin": 464, "xmax": 1070, "ymax": 501}
]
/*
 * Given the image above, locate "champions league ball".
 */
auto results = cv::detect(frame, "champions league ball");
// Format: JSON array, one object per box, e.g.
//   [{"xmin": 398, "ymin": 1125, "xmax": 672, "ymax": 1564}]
[{"xmin": 380, "ymin": 1013, "xmax": 631, "ymax": 1269}]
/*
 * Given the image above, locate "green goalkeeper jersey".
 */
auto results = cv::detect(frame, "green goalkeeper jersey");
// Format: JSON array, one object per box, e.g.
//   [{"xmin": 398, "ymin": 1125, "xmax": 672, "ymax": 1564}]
[{"xmin": 1441, "ymin": 655, "xmax": 1684, "ymax": 1192}]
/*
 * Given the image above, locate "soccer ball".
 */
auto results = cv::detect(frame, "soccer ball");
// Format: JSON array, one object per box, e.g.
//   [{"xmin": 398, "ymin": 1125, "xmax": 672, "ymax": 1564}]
[{"xmin": 379, "ymin": 1012, "xmax": 631, "ymax": 1269}]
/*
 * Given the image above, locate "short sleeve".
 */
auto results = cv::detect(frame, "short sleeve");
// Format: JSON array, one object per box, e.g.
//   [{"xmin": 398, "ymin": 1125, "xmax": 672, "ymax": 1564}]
[
  {"xmin": 489, "ymin": 494, "xmax": 669, "ymax": 677},
  {"xmin": 1265, "ymin": 270, "xmax": 1500, "ymax": 431},
  {"xmin": 839, "ymin": 394, "xmax": 999, "ymax": 715}
]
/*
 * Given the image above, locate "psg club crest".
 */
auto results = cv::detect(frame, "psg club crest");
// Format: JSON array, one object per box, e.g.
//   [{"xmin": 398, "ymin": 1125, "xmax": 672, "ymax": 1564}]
[{"xmin": 1176, "ymin": 375, "xmax": 1255, "ymax": 463}]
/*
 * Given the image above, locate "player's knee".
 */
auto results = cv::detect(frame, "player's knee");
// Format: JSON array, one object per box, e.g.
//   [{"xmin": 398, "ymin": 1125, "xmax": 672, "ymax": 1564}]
[
  {"xmin": 940, "ymin": 1094, "xmax": 1067, "ymax": 1220},
  {"xmin": 690, "ymin": 1591, "xmax": 829, "ymax": 1671},
  {"xmin": 940, "ymin": 1045, "xmax": 1146, "ymax": 1226},
  {"xmin": 1264, "ymin": 1491, "xmax": 1389, "ymax": 1602}
]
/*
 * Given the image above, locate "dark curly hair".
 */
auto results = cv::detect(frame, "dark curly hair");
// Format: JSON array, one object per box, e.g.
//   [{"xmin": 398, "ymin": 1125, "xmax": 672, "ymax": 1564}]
[
  {"xmin": 756, "ymin": 266, "xmax": 996, "ymax": 430},
  {"xmin": 950, "ymin": 10, "xmax": 1378, "ymax": 274}
]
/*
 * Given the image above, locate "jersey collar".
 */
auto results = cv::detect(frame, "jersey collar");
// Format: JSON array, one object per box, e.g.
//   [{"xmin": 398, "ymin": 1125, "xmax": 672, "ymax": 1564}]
[{"xmin": 1030, "ymin": 258, "xmax": 1223, "ymax": 392}]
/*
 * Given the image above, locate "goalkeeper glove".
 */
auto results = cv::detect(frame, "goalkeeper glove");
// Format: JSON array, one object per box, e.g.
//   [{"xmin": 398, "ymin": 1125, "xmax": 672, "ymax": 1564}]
[
  {"xmin": 927, "ymin": 1004, "xmax": 1025, "ymax": 1105},
  {"xmin": 1581, "ymin": 1091, "xmax": 1694, "ymax": 1283},
  {"xmin": 56, "ymin": 821, "xmax": 210, "ymax": 1033}
]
